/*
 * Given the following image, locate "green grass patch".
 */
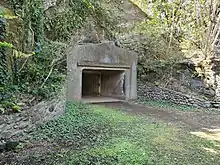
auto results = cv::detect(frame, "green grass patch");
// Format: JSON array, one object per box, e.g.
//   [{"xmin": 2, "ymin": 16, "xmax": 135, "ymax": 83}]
[
  {"xmin": 92, "ymin": 105, "xmax": 138, "ymax": 122},
  {"xmin": 17, "ymin": 102, "xmax": 220, "ymax": 165}
]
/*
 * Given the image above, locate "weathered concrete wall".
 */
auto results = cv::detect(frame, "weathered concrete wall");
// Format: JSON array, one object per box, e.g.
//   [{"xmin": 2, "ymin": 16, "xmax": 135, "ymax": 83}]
[
  {"xmin": 75, "ymin": 42, "xmax": 137, "ymax": 65},
  {"xmin": 67, "ymin": 41, "xmax": 137, "ymax": 101},
  {"xmin": 101, "ymin": 71, "xmax": 125, "ymax": 97}
]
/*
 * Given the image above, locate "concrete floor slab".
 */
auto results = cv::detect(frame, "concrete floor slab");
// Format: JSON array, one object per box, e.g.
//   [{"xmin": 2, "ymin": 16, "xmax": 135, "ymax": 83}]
[{"xmin": 82, "ymin": 96, "xmax": 125, "ymax": 103}]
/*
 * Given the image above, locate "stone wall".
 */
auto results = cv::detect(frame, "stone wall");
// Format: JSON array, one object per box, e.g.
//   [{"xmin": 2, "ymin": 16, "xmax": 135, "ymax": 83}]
[
  {"xmin": 0, "ymin": 100, "xmax": 65, "ymax": 141},
  {"xmin": 137, "ymin": 83, "xmax": 215, "ymax": 108},
  {"xmin": 44, "ymin": 0, "xmax": 57, "ymax": 10}
]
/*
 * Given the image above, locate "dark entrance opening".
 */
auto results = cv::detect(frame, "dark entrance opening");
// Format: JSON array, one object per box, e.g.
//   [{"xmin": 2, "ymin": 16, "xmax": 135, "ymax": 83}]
[
  {"xmin": 82, "ymin": 69, "xmax": 126, "ymax": 100},
  {"xmin": 82, "ymin": 70, "xmax": 101, "ymax": 97}
]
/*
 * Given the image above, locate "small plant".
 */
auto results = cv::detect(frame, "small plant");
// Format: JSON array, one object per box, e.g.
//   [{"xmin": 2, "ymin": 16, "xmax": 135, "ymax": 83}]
[
  {"xmin": 0, "ymin": 107, "xmax": 4, "ymax": 114},
  {"xmin": 12, "ymin": 105, "xmax": 21, "ymax": 113},
  {"xmin": 15, "ymin": 143, "xmax": 24, "ymax": 150},
  {"xmin": 0, "ymin": 101, "xmax": 22, "ymax": 113},
  {"xmin": 0, "ymin": 41, "xmax": 13, "ymax": 48}
]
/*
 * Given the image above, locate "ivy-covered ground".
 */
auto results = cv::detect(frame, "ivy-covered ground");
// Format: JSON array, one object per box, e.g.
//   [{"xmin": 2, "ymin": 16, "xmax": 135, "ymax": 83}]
[{"xmin": 1, "ymin": 102, "xmax": 220, "ymax": 165}]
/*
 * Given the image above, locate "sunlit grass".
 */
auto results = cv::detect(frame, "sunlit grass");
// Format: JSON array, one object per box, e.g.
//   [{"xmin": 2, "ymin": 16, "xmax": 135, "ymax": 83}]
[
  {"xmin": 91, "ymin": 105, "xmax": 138, "ymax": 122},
  {"xmin": 191, "ymin": 128, "xmax": 220, "ymax": 142},
  {"xmin": 15, "ymin": 102, "xmax": 220, "ymax": 165}
]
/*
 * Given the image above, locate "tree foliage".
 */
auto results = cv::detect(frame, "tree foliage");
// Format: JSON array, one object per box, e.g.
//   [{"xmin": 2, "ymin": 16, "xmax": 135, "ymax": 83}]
[
  {"xmin": 131, "ymin": 0, "xmax": 220, "ymax": 89},
  {"xmin": 0, "ymin": 0, "xmax": 119, "ymax": 113}
]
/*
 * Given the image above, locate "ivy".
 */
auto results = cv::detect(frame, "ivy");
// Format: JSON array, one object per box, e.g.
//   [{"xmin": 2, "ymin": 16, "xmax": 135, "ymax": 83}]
[
  {"xmin": 0, "ymin": 41, "xmax": 14, "ymax": 48},
  {"xmin": 0, "ymin": 15, "xmax": 14, "ymax": 108},
  {"xmin": 44, "ymin": 0, "xmax": 89, "ymax": 41},
  {"xmin": 0, "ymin": 16, "xmax": 7, "ymax": 84},
  {"xmin": 0, "ymin": 0, "xmax": 120, "ymax": 113}
]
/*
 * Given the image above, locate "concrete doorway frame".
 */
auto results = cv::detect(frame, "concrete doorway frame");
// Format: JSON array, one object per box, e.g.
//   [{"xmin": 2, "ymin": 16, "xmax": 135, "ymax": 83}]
[
  {"xmin": 67, "ymin": 42, "xmax": 137, "ymax": 103},
  {"xmin": 80, "ymin": 66, "xmax": 131, "ymax": 102}
]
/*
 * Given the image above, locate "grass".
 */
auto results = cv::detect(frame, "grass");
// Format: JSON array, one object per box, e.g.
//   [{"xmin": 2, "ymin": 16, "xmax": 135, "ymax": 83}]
[
  {"xmin": 137, "ymin": 99, "xmax": 220, "ymax": 114},
  {"xmin": 9, "ymin": 102, "xmax": 220, "ymax": 165}
]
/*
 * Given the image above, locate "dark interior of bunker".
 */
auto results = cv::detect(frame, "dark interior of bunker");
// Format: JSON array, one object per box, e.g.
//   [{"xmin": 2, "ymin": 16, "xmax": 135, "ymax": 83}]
[{"xmin": 82, "ymin": 69, "xmax": 126, "ymax": 99}]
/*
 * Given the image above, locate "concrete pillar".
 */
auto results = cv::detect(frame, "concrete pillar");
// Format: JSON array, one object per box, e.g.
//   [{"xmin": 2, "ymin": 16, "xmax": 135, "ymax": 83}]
[
  {"xmin": 120, "ymin": 72, "xmax": 125, "ymax": 95},
  {"xmin": 130, "ymin": 62, "xmax": 137, "ymax": 100},
  {"xmin": 67, "ymin": 52, "xmax": 77, "ymax": 102},
  {"xmin": 67, "ymin": 72, "xmax": 76, "ymax": 102},
  {"xmin": 67, "ymin": 66, "xmax": 82, "ymax": 102},
  {"xmin": 78, "ymin": 68, "xmax": 83, "ymax": 100},
  {"xmin": 125, "ymin": 69, "xmax": 131, "ymax": 100}
]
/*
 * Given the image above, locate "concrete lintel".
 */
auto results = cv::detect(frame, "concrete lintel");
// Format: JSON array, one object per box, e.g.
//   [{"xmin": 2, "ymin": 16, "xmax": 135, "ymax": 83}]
[
  {"xmin": 77, "ymin": 61, "xmax": 130, "ymax": 69},
  {"xmin": 81, "ymin": 66, "xmax": 128, "ymax": 71}
]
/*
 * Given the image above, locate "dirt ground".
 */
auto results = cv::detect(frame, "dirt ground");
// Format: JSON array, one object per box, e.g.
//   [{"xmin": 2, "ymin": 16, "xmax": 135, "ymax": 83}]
[{"xmin": 97, "ymin": 102, "xmax": 220, "ymax": 131}]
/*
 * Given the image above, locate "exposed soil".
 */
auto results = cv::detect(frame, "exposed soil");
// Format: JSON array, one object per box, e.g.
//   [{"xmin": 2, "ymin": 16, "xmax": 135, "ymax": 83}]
[
  {"xmin": 97, "ymin": 102, "xmax": 220, "ymax": 131},
  {"xmin": 0, "ymin": 141, "xmax": 54, "ymax": 165}
]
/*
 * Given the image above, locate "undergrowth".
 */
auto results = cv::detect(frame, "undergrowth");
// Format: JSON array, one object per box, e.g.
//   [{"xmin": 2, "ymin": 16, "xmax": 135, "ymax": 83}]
[
  {"xmin": 0, "ymin": 0, "xmax": 120, "ymax": 113},
  {"xmin": 10, "ymin": 102, "xmax": 220, "ymax": 165},
  {"xmin": 27, "ymin": 102, "xmax": 136, "ymax": 147}
]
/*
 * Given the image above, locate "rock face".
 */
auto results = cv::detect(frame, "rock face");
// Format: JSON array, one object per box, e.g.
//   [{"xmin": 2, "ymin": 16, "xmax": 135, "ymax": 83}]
[
  {"xmin": 71, "ymin": 0, "xmax": 147, "ymax": 44},
  {"xmin": 211, "ymin": 57, "xmax": 220, "ymax": 100},
  {"xmin": 44, "ymin": 0, "xmax": 57, "ymax": 10},
  {"xmin": 0, "ymin": 100, "xmax": 65, "ymax": 140},
  {"xmin": 138, "ymin": 82, "xmax": 214, "ymax": 108}
]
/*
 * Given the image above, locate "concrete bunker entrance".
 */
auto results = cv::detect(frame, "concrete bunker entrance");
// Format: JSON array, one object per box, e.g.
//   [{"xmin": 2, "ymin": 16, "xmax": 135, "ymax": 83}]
[
  {"xmin": 82, "ymin": 68, "xmax": 126, "ymax": 101},
  {"xmin": 67, "ymin": 42, "xmax": 137, "ymax": 102}
]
